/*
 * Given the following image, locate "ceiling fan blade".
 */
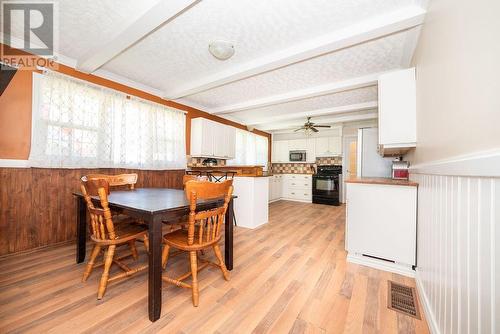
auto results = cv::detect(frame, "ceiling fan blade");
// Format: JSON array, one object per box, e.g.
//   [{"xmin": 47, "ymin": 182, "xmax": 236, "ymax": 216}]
[
  {"xmin": 294, "ymin": 127, "xmax": 305, "ymax": 132},
  {"xmin": 314, "ymin": 125, "xmax": 331, "ymax": 128},
  {"xmin": 311, "ymin": 127, "xmax": 319, "ymax": 132}
]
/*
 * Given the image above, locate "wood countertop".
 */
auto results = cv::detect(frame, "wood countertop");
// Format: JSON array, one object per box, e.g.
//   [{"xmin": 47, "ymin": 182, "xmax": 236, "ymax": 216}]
[{"xmin": 345, "ymin": 177, "xmax": 418, "ymax": 187}]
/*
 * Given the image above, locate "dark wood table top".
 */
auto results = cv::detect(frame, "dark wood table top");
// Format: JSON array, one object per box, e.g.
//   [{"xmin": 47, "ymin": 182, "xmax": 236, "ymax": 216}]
[{"xmin": 73, "ymin": 188, "xmax": 236, "ymax": 215}]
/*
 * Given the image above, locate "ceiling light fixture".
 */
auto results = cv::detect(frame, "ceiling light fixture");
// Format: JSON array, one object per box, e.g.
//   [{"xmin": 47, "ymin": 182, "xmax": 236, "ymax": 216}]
[{"xmin": 208, "ymin": 40, "xmax": 235, "ymax": 61}]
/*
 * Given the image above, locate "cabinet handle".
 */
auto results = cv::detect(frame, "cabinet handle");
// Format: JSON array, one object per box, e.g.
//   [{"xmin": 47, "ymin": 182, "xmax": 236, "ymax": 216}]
[
  {"xmin": 291, "ymin": 192, "xmax": 295, "ymax": 195},
  {"xmin": 304, "ymin": 193, "xmax": 307, "ymax": 196}
]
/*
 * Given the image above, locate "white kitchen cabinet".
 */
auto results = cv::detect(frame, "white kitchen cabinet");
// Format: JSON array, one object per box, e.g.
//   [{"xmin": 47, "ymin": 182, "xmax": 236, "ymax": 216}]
[
  {"xmin": 378, "ymin": 68, "xmax": 416, "ymax": 156},
  {"xmin": 282, "ymin": 174, "xmax": 312, "ymax": 202},
  {"xmin": 315, "ymin": 136, "xmax": 342, "ymax": 157},
  {"xmin": 345, "ymin": 182, "xmax": 417, "ymax": 276},
  {"xmin": 306, "ymin": 138, "xmax": 316, "ymax": 163},
  {"xmin": 190, "ymin": 118, "xmax": 236, "ymax": 159},
  {"xmin": 269, "ymin": 175, "xmax": 283, "ymax": 202},
  {"xmin": 288, "ymin": 139, "xmax": 307, "ymax": 151},
  {"xmin": 233, "ymin": 176, "xmax": 269, "ymax": 229},
  {"xmin": 271, "ymin": 140, "xmax": 289, "ymax": 163}
]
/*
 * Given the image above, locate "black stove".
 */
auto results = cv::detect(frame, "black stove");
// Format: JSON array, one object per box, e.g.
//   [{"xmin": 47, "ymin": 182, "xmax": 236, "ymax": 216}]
[{"xmin": 312, "ymin": 165, "xmax": 342, "ymax": 206}]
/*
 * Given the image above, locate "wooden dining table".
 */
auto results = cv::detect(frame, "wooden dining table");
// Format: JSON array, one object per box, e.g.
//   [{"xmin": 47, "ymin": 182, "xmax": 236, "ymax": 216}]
[{"xmin": 72, "ymin": 188, "xmax": 235, "ymax": 322}]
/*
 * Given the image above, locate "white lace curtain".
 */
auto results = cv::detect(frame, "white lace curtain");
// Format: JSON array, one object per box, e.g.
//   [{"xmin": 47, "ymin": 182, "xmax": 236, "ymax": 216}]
[
  {"xmin": 228, "ymin": 129, "xmax": 268, "ymax": 169},
  {"xmin": 30, "ymin": 71, "xmax": 187, "ymax": 169}
]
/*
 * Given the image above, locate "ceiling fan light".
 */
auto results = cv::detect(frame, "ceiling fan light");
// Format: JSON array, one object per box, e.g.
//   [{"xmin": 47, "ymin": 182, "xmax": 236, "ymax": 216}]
[{"xmin": 208, "ymin": 40, "xmax": 235, "ymax": 60}]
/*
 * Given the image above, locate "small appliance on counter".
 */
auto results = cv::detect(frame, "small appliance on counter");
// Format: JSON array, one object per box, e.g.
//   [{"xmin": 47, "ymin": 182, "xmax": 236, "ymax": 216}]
[
  {"xmin": 312, "ymin": 165, "xmax": 342, "ymax": 206},
  {"xmin": 392, "ymin": 157, "xmax": 410, "ymax": 180},
  {"xmin": 202, "ymin": 158, "xmax": 218, "ymax": 167}
]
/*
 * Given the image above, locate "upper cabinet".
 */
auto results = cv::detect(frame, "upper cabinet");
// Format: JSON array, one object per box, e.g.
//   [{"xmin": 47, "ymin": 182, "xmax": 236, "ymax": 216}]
[
  {"xmin": 315, "ymin": 136, "xmax": 341, "ymax": 157},
  {"xmin": 272, "ymin": 140, "xmax": 289, "ymax": 163},
  {"xmin": 378, "ymin": 68, "xmax": 417, "ymax": 156},
  {"xmin": 190, "ymin": 118, "xmax": 236, "ymax": 159},
  {"xmin": 271, "ymin": 128, "xmax": 342, "ymax": 163}
]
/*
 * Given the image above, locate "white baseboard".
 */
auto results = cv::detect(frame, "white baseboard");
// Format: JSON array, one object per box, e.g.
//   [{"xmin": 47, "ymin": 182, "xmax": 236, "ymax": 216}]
[
  {"xmin": 0, "ymin": 159, "xmax": 30, "ymax": 168},
  {"xmin": 347, "ymin": 253, "xmax": 415, "ymax": 277},
  {"xmin": 415, "ymin": 270, "xmax": 440, "ymax": 334},
  {"xmin": 269, "ymin": 198, "xmax": 312, "ymax": 204}
]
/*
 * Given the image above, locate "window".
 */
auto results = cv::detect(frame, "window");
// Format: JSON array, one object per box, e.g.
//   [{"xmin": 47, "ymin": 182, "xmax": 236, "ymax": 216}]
[
  {"xmin": 29, "ymin": 71, "xmax": 186, "ymax": 169},
  {"xmin": 228, "ymin": 129, "xmax": 268, "ymax": 169}
]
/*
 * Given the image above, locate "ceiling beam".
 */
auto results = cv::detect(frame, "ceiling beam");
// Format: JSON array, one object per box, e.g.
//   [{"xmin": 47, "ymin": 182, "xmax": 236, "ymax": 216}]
[
  {"xmin": 76, "ymin": 0, "xmax": 201, "ymax": 73},
  {"xmin": 211, "ymin": 72, "xmax": 381, "ymax": 115},
  {"xmin": 164, "ymin": 5, "xmax": 426, "ymax": 99},
  {"xmin": 259, "ymin": 112, "xmax": 378, "ymax": 131},
  {"xmin": 246, "ymin": 101, "xmax": 377, "ymax": 126}
]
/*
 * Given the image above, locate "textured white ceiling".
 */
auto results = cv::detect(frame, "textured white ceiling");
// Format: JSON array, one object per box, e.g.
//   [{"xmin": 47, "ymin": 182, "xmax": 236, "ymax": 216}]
[
  {"xmin": 180, "ymin": 29, "xmax": 417, "ymax": 109},
  {"xmin": 102, "ymin": 0, "xmax": 414, "ymax": 92},
  {"xmin": 229, "ymin": 86, "xmax": 378, "ymax": 124}
]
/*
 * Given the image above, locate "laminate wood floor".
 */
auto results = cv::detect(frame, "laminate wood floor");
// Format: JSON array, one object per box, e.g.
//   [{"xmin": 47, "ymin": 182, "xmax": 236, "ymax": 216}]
[{"xmin": 0, "ymin": 201, "xmax": 429, "ymax": 333}]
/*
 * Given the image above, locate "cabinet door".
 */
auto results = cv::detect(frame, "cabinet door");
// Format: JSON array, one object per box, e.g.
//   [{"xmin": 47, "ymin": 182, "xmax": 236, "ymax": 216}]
[
  {"xmin": 378, "ymin": 68, "xmax": 416, "ymax": 146},
  {"xmin": 277, "ymin": 176, "xmax": 283, "ymax": 198},
  {"xmin": 224, "ymin": 126, "xmax": 236, "ymax": 159},
  {"xmin": 200, "ymin": 120, "xmax": 215, "ymax": 156},
  {"xmin": 277, "ymin": 141, "xmax": 289, "ymax": 162},
  {"xmin": 288, "ymin": 139, "xmax": 307, "ymax": 151},
  {"xmin": 315, "ymin": 137, "xmax": 329, "ymax": 156},
  {"xmin": 212, "ymin": 123, "xmax": 225, "ymax": 158},
  {"xmin": 271, "ymin": 141, "xmax": 278, "ymax": 162},
  {"xmin": 306, "ymin": 138, "xmax": 316, "ymax": 163},
  {"xmin": 328, "ymin": 137, "xmax": 342, "ymax": 155}
]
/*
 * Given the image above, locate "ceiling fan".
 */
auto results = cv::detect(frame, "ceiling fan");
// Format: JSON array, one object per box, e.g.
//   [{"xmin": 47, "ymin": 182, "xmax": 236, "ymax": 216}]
[{"xmin": 294, "ymin": 117, "xmax": 331, "ymax": 133}]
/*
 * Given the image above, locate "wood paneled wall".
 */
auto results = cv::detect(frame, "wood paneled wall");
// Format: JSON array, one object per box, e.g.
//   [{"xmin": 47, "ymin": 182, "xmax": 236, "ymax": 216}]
[
  {"xmin": 412, "ymin": 173, "xmax": 499, "ymax": 334},
  {"xmin": 0, "ymin": 167, "xmax": 184, "ymax": 256}
]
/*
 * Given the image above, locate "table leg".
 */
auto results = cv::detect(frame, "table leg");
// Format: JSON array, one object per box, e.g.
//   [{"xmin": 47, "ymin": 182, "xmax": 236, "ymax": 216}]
[
  {"xmin": 225, "ymin": 198, "xmax": 234, "ymax": 271},
  {"xmin": 76, "ymin": 196, "xmax": 87, "ymax": 263},
  {"xmin": 148, "ymin": 214, "xmax": 163, "ymax": 322}
]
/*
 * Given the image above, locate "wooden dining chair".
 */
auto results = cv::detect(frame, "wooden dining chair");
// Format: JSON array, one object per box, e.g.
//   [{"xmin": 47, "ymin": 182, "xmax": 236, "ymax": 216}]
[
  {"xmin": 83, "ymin": 173, "xmax": 145, "ymax": 257},
  {"xmin": 85, "ymin": 173, "xmax": 138, "ymax": 190},
  {"xmin": 80, "ymin": 178, "xmax": 149, "ymax": 299},
  {"xmin": 161, "ymin": 179, "xmax": 233, "ymax": 306}
]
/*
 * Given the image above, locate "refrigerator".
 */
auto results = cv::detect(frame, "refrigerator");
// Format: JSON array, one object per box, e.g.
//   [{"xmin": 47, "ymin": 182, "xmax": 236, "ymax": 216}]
[{"xmin": 357, "ymin": 128, "xmax": 392, "ymax": 178}]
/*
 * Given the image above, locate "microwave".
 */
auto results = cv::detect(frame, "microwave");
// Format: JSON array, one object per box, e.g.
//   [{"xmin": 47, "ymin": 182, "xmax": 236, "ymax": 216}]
[{"xmin": 289, "ymin": 150, "xmax": 307, "ymax": 162}]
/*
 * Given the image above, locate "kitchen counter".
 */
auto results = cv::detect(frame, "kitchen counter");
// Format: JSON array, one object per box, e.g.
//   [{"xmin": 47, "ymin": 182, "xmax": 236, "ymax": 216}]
[
  {"xmin": 188, "ymin": 165, "xmax": 265, "ymax": 177},
  {"xmin": 345, "ymin": 177, "xmax": 418, "ymax": 187}
]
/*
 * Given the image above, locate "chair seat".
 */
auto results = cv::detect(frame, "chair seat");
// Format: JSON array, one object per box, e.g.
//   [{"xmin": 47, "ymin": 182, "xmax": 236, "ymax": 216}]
[{"xmin": 163, "ymin": 227, "xmax": 221, "ymax": 251}]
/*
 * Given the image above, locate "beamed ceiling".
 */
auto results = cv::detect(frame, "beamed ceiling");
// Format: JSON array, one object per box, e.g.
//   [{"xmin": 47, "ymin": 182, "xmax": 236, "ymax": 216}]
[{"xmin": 2, "ymin": 0, "xmax": 429, "ymax": 133}]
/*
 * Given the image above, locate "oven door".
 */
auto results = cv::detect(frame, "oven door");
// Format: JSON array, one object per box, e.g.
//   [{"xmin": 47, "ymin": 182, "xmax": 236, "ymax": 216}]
[{"xmin": 312, "ymin": 175, "xmax": 339, "ymax": 197}]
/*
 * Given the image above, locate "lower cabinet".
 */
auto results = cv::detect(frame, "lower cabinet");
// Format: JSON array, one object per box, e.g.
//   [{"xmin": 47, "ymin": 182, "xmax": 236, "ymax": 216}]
[
  {"xmin": 269, "ymin": 174, "xmax": 312, "ymax": 203},
  {"xmin": 345, "ymin": 182, "xmax": 417, "ymax": 276}
]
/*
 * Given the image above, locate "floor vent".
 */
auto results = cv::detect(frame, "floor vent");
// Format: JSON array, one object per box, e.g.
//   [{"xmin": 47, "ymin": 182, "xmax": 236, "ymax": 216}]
[{"xmin": 387, "ymin": 281, "xmax": 421, "ymax": 319}]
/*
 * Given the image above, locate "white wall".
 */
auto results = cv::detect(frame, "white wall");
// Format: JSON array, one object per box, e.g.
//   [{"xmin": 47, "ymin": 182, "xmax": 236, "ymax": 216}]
[
  {"xmin": 407, "ymin": 0, "xmax": 500, "ymax": 165},
  {"xmin": 409, "ymin": 0, "xmax": 500, "ymax": 333}
]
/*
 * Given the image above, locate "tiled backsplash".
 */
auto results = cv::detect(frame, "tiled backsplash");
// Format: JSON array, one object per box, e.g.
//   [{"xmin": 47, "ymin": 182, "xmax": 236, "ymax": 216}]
[{"xmin": 272, "ymin": 157, "xmax": 342, "ymax": 174}]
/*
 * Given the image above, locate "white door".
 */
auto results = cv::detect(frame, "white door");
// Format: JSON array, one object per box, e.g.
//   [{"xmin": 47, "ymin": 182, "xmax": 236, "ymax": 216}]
[{"xmin": 342, "ymin": 135, "xmax": 357, "ymax": 203}]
